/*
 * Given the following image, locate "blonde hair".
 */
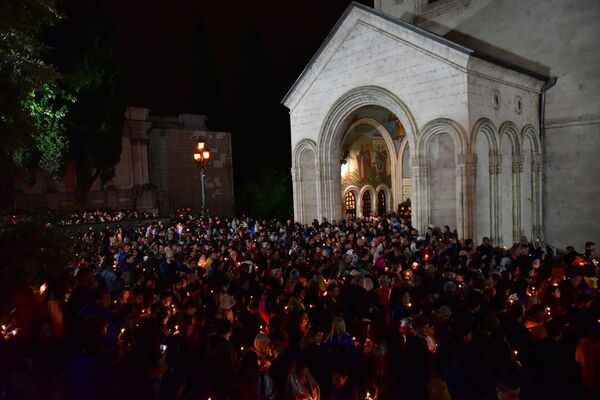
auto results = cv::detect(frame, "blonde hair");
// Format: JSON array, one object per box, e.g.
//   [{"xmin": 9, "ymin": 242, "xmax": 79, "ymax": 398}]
[
  {"xmin": 253, "ymin": 333, "xmax": 272, "ymax": 357},
  {"xmin": 327, "ymin": 317, "xmax": 346, "ymax": 341}
]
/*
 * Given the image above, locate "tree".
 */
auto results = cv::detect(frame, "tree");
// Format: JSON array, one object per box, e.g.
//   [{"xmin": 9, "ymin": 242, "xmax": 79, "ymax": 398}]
[
  {"xmin": 236, "ymin": 168, "xmax": 293, "ymax": 220},
  {"xmin": 12, "ymin": 84, "xmax": 72, "ymax": 181},
  {"xmin": 0, "ymin": 0, "xmax": 62, "ymax": 148},
  {"xmin": 0, "ymin": 0, "xmax": 64, "ymax": 203},
  {"xmin": 48, "ymin": 0, "xmax": 125, "ymax": 206}
]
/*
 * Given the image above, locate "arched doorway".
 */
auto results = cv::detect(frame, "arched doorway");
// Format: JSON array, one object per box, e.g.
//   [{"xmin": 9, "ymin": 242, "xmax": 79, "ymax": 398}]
[
  {"xmin": 316, "ymin": 86, "xmax": 418, "ymax": 225},
  {"xmin": 377, "ymin": 189, "xmax": 386, "ymax": 216},
  {"xmin": 338, "ymin": 103, "xmax": 409, "ymax": 220},
  {"xmin": 362, "ymin": 190, "xmax": 372, "ymax": 217},
  {"xmin": 344, "ymin": 190, "xmax": 357, "ymax": 218}
]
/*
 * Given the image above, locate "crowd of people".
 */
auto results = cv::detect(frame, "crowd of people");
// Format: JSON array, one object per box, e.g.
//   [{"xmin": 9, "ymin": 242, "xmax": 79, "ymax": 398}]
[
  {"xmin": 2, "ymin": 209, "xmax": 160, "ymax": 227},
  {"xmin": 1, "ymin": 211, "xmax": 599, "ymax": 400}
]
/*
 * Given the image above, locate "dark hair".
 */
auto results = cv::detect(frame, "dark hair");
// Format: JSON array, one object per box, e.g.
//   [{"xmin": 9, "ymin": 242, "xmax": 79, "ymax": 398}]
[
  {"xmin": 545, "ymin": 319, "xmax": 562, "ymax": 338},
  {"xmin": 496, "ymin": 367, "xmax": 521, "ymax": 392},
  {"xmin": 215, "ymin": 318, "xmax": 232, "ymax": 335}
]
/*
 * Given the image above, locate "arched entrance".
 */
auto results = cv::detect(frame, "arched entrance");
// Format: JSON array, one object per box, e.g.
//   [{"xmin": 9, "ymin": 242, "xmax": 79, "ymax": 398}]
[
  {"xmin": 361, "ymin": 189, "xmax": 372, "ymax": 217},
  {"xmin": 339, "ymin": 106, "xmax": 405, "ymax": 219},
  {"xmin": 318, "ymin": 86, "xmax": 418, "ymax": 224},
  {"xmin": 377, "ymin": 189, "xmax": 386, "ymax": 216},
  {"xmin": 343, "ymin": 189, "xmax": 357, "ymax": 218}
]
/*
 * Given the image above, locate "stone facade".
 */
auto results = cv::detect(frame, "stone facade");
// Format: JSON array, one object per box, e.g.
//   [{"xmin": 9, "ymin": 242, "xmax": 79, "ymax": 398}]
[
  {"xmin": 367, "ymin": 0, "xmax": 600, "ymax": 250},
  {"xmin": 284, "ymin": 3, "xmax": 562, "ymax": 248},
  {"xmin": 13, "ymin": 107, "xmax": 235, "ymax": 217},
  {"xmin": 148, "ymin": 116, "xmax": 235, "ymax": 217}
]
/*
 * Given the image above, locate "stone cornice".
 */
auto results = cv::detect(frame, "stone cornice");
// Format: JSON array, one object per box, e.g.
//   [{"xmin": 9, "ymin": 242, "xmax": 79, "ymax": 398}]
[
  {"xmin": 467, "ymin": 57, "xmax": 545, "ymax": 94},
  {"xmin": 545, "ymin": 113, "xmax": 600, "ymax": 129}
]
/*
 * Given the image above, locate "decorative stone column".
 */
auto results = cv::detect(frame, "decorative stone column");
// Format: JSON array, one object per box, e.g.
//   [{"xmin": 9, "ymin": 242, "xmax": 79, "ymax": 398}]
[
  {"xmin": 489, "ymin": 154, "xmax": 502, "ymax": 246},
  {"xmin": 512, "ymin": 155, "xmax": 523, "ymax": 243},
  {"xmin": 291, "ymin": 166, "xmax": 301, "ymax": 222},
  {"xmin": 456, "ymin": 153, "xmax": 477, "ymax": 240},
  {"xmin": 410, "ymin": 155, "xmax": 429, "ymax": 234},
  {"xmin": 532, "ymin": 154, "xmax": 543, "ymax": 241}
]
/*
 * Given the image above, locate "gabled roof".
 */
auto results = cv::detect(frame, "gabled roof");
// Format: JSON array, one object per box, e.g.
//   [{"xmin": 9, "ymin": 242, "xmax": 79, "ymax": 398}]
[{"xmin": 282, "ymin": 2, "xmax": 548, "ymax": 107}]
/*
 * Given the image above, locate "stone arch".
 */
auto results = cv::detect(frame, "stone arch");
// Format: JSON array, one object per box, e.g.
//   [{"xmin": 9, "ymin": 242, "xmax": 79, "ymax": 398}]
[
  {"xmin": 416, "ymin": 118, "xmax": 468, "ymax": 159},
  {"xmin": 470, "ymin": 118, "xmax": 500, "ymax": 244},
  {"xmin": 342, "ymin": 185, "xmax": 359, "ymax": 218},
  {"xmin": 292, "ymin": 139, "xmax": 319, "ymax": 223},
  {"xmin": 414, "ymin": 119, "xmax": 470, "ymax": 238},
  {"xmin": 469, "ymin": 118, "xmax": 499, "ymax": 156},
  {"xmin": 317, "ymin": 85, "xmax": 418, "ymax": 222},
  {"xmin": 498, "ymin": 121, "xmax": 520, "ymax": 246},
  {"xmin": 520, "ymin": 124, "xmax": 541, "ymax": 156},
  {"xmin": 519, "ymin": 125, "xmax": 542, "ymax": 241},
  {"xmin": 498, "ymin": 121, "xmax": 521, "ymax": 156},
  {"xmin": 343, "ymin": 117, "xmax": 399, "ymax": 203}
]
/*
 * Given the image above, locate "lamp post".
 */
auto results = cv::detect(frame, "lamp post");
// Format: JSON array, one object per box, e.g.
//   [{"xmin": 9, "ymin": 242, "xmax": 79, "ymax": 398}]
[{"xmin": 193, "ymin": 140, "xmax": 211, "ymax": 210}]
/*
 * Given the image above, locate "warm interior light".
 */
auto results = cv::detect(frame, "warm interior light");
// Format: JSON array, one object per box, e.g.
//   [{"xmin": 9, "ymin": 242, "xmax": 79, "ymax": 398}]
[
  {"xmin": 202, "ymin": 150, "xmax": 210, "ymax": 160},
  {"xmin": 197, "ymin": 141, "xmax": 205, "ymax": 150},
  {"xmin": 193, "ymin": 153, "xmax": 201, "ymax": 161}
]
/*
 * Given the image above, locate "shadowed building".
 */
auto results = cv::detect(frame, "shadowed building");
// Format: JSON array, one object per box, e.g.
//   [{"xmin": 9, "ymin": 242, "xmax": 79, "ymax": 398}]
[
  {"xmin": 284, "ymin": 1, "xmax": 599, "ymax": 249},
  {"xmin": 13, "ymin": 107, "xmax": 234, "ymax": 217}
]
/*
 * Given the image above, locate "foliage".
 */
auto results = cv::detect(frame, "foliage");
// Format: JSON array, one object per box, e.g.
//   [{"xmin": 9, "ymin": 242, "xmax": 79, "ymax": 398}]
[
  {"xmin": 236, "ymin": 168, "xmax": 293, "ymax": 220},
  {"xmin": 0, "ymin": 220, "xmax": 73, "ymax": 289},
  {"xmin": 0, "ymin": 0, "xmax": 62, "ymax": 152},
  {"xmin": 19, "ymin": 84, "xmax": 72, "ymax": 180}
]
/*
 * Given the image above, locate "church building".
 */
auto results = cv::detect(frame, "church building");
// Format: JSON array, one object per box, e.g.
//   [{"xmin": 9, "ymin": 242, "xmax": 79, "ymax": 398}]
[{"xmin": 284, "ymin": 0, "xmax": 599, "ymax": 249}]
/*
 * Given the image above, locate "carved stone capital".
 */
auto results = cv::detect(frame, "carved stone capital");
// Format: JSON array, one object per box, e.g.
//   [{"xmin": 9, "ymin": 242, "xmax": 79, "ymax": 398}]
[
  {"xmin": 512, "ymin": 159, "xmax": 521, "ymax": 174},
  {"xmin": 457, "ymin": 152, "xmax": 477, "ymax": 165}
]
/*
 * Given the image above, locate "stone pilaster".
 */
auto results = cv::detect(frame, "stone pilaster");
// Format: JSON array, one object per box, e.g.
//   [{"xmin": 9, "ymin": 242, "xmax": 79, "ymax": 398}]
[
  {"xmin": 512, "ymin": 156, "xmax": 522, "ymax": 243},
  {"xmin": 456, "ymin": 153, "xmax": 477, "ymax": 240},
  {"xmin": 532, "ymin": 155, "xmax": 543, "ymax": 241},
  {"xmin": 489, "ymin": 154, "xmax": 501, "ymax": 246},
  {"xmin": 410, "ymin": 155, "xmax": 430, "ymax": 234}
]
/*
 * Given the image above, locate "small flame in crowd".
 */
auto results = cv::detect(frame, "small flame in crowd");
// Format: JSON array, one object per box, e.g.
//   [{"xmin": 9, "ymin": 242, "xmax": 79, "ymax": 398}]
[{"xmin": 39, "ymin": 283, "xmax": 48, "ymax": 295}]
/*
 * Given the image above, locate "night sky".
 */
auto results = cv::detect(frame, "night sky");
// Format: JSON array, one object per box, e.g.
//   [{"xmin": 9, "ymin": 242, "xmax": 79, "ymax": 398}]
[{"xmin": 103, "ymin": 0, "xmax": 372, "ymax": 182}]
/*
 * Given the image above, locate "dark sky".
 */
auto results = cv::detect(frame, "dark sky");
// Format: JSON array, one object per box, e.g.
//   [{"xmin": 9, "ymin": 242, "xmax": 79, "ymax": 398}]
[{"xmin": 103, "ymin": 0, "xmax": 372, "ymax": 180}]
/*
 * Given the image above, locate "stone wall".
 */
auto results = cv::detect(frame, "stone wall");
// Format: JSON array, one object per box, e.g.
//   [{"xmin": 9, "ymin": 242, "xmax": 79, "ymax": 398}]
[
  {"xmin": 149, "ymin": 128, "xmax": 235, "ymax": 217},
  {"xmin": 13, "ymin": 107, "xmax": 235, "ymax": 218},
  {"xmin": 286, "ymin": 4, "xmax": 544, "ymax": 247},
  {"xmin": 375, "ymin": 0, "xmax": 600, "ymax": 250}
]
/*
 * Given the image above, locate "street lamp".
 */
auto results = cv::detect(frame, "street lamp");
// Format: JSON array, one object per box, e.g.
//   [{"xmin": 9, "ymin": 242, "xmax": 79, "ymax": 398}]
[{"xmin": 193, "ymin": 140, "xmax": 211, "ymax": 209}]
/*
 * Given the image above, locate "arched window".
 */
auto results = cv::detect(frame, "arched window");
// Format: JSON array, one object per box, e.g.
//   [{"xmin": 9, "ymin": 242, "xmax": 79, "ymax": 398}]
[
  {"xmin": 377, "ymin": 190, "xmax": 386, "ymax": 216},
  {"xmin": 362, "ymin": 191, "xmax": 372, "ymax": 217},
  {"xmin": 344, "ymin": 191, "xmax": 356, "ymax": 218}
]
